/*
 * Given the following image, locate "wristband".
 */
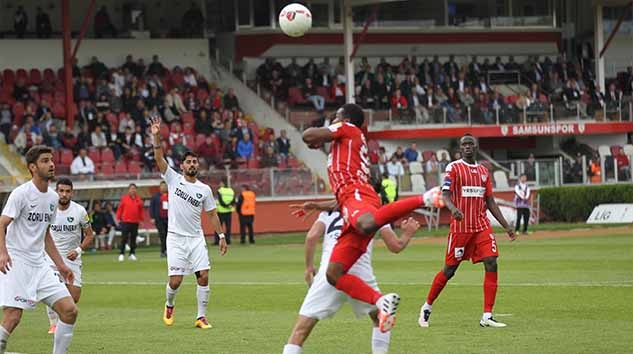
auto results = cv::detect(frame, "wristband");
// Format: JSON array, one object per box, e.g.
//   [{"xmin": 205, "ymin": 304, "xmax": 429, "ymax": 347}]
[
  {"xmin": 217, "ymin": 233, "xmax": 226, "ymax": 239},
  {"xmin": 74, "ymin": 247, "xmax": 83, "ymax": 256}
]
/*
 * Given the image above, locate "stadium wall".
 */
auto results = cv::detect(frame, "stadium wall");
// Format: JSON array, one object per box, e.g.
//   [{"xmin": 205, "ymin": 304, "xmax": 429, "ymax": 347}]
[{"xmin": 0, "ymin": 39, "xmax": 210, "ymax": 74}]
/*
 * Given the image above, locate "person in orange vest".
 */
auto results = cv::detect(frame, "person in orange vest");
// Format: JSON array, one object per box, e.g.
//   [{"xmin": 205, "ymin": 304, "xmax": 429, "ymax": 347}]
[
  {"xmin": 236, "ymin": 184, "xmax": 256, "ymax": 244},
  {"xmin": 589, "ymin": 157, "xmax": 602, "ymax": 184}
]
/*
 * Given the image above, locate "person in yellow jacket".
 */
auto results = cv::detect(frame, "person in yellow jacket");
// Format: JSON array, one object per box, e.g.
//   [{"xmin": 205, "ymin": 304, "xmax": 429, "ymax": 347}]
[
  {"xmin": 236, "ymin": 184, "xmax": 256, "ymax": 244},
  {"xmin": 380, "ymin": 172, "xmax": 398, "ymax": 204},
  {"xmin": 215, "ymin": 177, "xmax": 235, "ymax": 245}
]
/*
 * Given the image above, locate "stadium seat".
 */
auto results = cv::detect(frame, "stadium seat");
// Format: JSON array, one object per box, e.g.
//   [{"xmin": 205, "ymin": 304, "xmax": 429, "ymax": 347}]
[
  {"xmin": 60, "ymin": 149, "xmax": 73, "ymax": 165},
  {"xmin": 493, "ymin": 170, "xmax": 509, "ymax": 189},
  {"xmin": 114, "ymin": 163, "xmax": 128, "ymax": 175},
  {"xmin": 436, "ymin": 149, "xmax": 450, "ymax": 160},
  {"xmin": 182, "ymin": 111, "xmax": 194, "ymax": 125},
  {"xmin": 183, "ymin": 122, "xmax": 194, "ymax": 135},
  {"xmin": 88, "ymin": 148, "xmax": 101, "ymax": 164},
  {"xmin": 409, "ymin": 161, "xmax": 423, "ymax": 175},
  {"xmin": 99, "ymin": 163, "xmax": 114, "ymax": 175},
  {"xmin": 127, "ymin": 161, "xmax": 142, "ymax": 174},
  {"xmin": 623, "ymin": 144, "xmax": 633, "ymax": 156},
  {"xmin": 247, "ymin": 158, "xmax": 259, "ymax": 169},
  {"xmin": 29, "ymin": 69, "xmax": 42, "ymax": 85},
  {"xmin": 422, "ymin": 150, "xmax": 435, "ymax": 161},
  {"xmin": 101, "ymin": 148, "xmax": 115, "ymax": 163},
  {"xmin": 598, "ymin": 145, "xmax": 611, "ymax": 156},
  {"xmin": 43, "ymin": 68, "xmax": 56, "ymax": 83},
  {"xmin": 410, "ymin": 174, "xmax": 426, "ymax": 193},
  {"xmin": 195, "ymin": 133, "xmax": 206, "ymax": 148}
]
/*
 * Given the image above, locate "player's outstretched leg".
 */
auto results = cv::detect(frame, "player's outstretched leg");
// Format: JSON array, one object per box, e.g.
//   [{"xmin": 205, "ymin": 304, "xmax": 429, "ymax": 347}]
[
  {"xmin": 355, "ymin": 196, "xmax": 424, "ymax": 236},
  {"xmin": 164, "ymin": 279, "xmax": 181, "ymax": 326},
  {"xmin": 376, "ymin": 293, "xmax": 400, "ymax": 333},
  {"xmin": 46, "ymin": 305, "xmax": 58, "ymax": 334}
]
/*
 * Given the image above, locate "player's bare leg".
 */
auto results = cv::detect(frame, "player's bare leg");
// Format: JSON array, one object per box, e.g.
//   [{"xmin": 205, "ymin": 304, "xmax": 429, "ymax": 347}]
[
  {"xmin": 194, "ymin": 270, "xmax": 211, "ymax": 329},
  {"xmin": 369, "ymin": 310, "xmax": 391, "ymax": 354},
  {"xmin": 1, "ymin": 307, "xmax": 23, "ymax": 353},
  {"xmin": 164, "ymin": 275, "xmax": 183, "ymax": 326},
  {"xmin": 47, "ymin": 285, "xmax": 81, "ymax": 334},
  {"xmin": 51, "ymin": 296, "xmax": 78, "ymax": 354},
  {"xmin": 282, "ymin": 315, "xmax": 318, "ymax": 354},
  {"xmin": 419, "ymin": 264, "xmax": 459, "ymax": 328},
  {"xmin": 479, "ymin": 256, "xmax": 506, "ymax": 328}
]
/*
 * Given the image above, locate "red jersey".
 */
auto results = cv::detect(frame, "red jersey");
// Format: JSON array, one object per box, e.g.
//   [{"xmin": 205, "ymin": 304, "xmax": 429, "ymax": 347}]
[
  {"xmin": 327, "ymin": 122, "xmax": 371, "ymax": 195},
  {"xmin": 116, "ymin": 194, "xmax": 144, "ymax": 224},
  {"xmin": 442, "ymin": 160, "xmax": 493, "ymax": 233}
]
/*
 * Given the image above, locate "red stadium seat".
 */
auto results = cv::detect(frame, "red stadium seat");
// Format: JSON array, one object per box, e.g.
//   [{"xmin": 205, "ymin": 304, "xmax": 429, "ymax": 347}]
[
  {"xmin": 127, "ymin": 161, "xmax": 142, "ymax": 174},
  {"xmin": 15, "ymin": 69, "xmax": 27, "ymax": 80},
  {"xmin": 43, "ymin": 68, "xmax": 56, "ymax": 83},
  {"xmin": 247, "ymin": 158, "xmax": 259, "ymax": 169},
  {"xmin": 101, "ymin": 148, "xmax": 115, "ymax": 163},
  {"xmin": 114, "ymin": 163, "xmax": 128, "ymax": 175},
  {"xmin": 422, "ymin": 150, "xmax": 435, "ymax": 161},
  {"xmin": 29, "ymin": 69, "xmax": 42, "ymax": 85},
  {"xmin": 88, "ymin": 148, "xmax": 101, "ymax": 164},
  {"xmin": 99, "ymin": 163, "xmax": 114, "ymax": 175},
  {"xmin": 195, "ymin": 133, "xmax": 206, "ymax": 148},
  {"xmin": 181, "ymin": 111, "xmax": 194, "ymax": 124},
  {"xmin": 183, "ymin": 122, "xmax": 194, "ymax": 135},
  {"xmin": 60, "ymin": 149, "xmax": 74, "ymax": 165},
  {"xmin": 3, "ymin": 69, "xmax": 15, "ymax": 85}
]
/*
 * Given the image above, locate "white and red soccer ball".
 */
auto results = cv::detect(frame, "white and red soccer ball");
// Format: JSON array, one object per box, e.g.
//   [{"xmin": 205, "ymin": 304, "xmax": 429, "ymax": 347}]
[{"xmin": 279, "ymin": 3, "xmax": 312, "ymax": 37}]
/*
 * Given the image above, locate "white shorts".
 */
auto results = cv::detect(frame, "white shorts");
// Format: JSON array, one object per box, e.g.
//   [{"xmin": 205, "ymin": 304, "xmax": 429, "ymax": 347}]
[
  {"xmin": 0, "ymin": 259, "xmax": 71, "ymax": 310},
  {"xmin": 167, "ymin": 233, "xmax": 210, "ymax": 276},
  {"xmin": 46, "ymin": 256, "xmax": 82, "ymax": 288},
  {"xmin": 299, "ymin": 271, "xmax": 380, "ymax": 320}
]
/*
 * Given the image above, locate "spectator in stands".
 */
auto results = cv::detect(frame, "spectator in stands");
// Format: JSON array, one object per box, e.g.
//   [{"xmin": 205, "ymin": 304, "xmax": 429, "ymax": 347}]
[
  {"xmin": 183, "ymin": 67, "xmax": 198, "ymax": 88},
  {"xmin": 377, "ymin": 146, "xmax": 388, "ymax": 167},
  {"xmin": 194, "ymin": 110, "xmax": 213, "ymax": 135},
  {"xmin": 438, "ymin": 152, "xmax": 450, "ymax": 172},
  {"xmin": 391, "ymin": 88, "xmax": 409, "ymax": 121},
  {"xmin": 59, "ymin": 126, "xmax": 77, "ymax": 151},
  {"xmin": 43, "ymin": 124, "xmax": 62, "ymax": 149},
  {"xmin": 91, "ymin": 125, "xmax": 108, "ymax": 148},
  {"xmin": 164, "ymin": 88, "xmax": 187, "ymax": 123},
  {"xmin": 374, "ymin": 73, "xmax": 390, "ymax": 110},
  {"xmin": 147, "ymin": 55, "xmax": 166, "ymax": 77},
  {"xmin": 122, "ymin": 55, "xmax": 138, "ymax": 76},
  {"xmin": 211, "ymin": 112, "xmax": 224, "ymax": 133},
  {"xmin": 358, "ymin": 79, "xmax": 376, "ymax": 109},
  {"xmin": 223, "ymin": 88, "xmax": 240, "ymax": 111},
  {"xmin": 182, "ymin": 2, "xmax": 204, "ymax": 37},
  {"xmin": 256, "ymin": 58, "xmax": 275, "ymax": 87},
  {"xmin": 452, "ymin": 151, "xmax": 462, "ymax": 161},
  {"xmin": 273, "ymin": 129, "xmax": 290, "ymax": 159},
  {"xmin": 329, "ymin": 77, "xmax": 345, "ymax": 106},
  {"xmin": 36, "ymin": 7, "xmax": 52, "ymax": 38},
  {"xmin": 425, "ymin": 154, "xmax": 440, "ymax": 187},
  {"xmin": 0, "ymin": 104, "xmax": 12, "ymax": 143},
  {"xmin": 404, "ymin": 143, "xmax": 420, "ymax": 163},
  {"xmin": 605, "ymin": 83, "xmax": 623, "ymax": 111},
  {"xmin": 625, "ymin": 66, "xmax": 633, "ymax": 95},
  {"xmin": 223, "ymin": 135, "xmax": 239, "ymax": 168},
  {"xmin": 302, "ymin": 78, "xmax": 325, "ymax": 112},
  {"xmin": 261, "ymin": 132, "xmax": 278, "ymax": 154},
  {"xmin": 79, "ymin": 101, "xmax": 98, "ymax": 129},
  {"xmin": 14, "ymin": 119, "xmax": 39, "ymax": 154},
  {"xmin": 563, "ymin": 78, "xmax": 588, "ymax": 118},
  {"xmin": 260, "ymin": 145, "xmax": 278, "ymax": 168},
  {"xmin": 13, "ymin": 5, "xmax": 28, "ymax": 38},
  {"xmin": 384, "ymin": 155, "xmax": 404, "ymax": 181},
  {"xmin": 196, "ymin": 135, "xmax": 220, "ymax": 169},
  {"xmin": 94, "ymin": 5, "xmax": 117, "ymax": 38},
  {"xmin": 168, "ymin": 123, "xmax": 187, "ymax": 160},
  {"xmin": 184, "ymin": 91, "xmax": 199, "ymax": 112},
  {"xmin": 588, "ymin": 85, "xmax": 605, "ymax": 118},
  {"xmin": 13, "ymin": 78, "xmax": 30, "ymax": 103},
  {"xmin": 70, "ymin": 148, "xmax": 95, "ymax": 176},
  {"xmin": 237, "ymin": 133, "xmax": 254, "ymax": 161},
  {"xmin": 95, "ymin": 93, "xmax": 111, "ymax": 112},
  {"xmin": 616, "ymin": 148, "xmax": 631, "ymax": 181},
  {"xmin": 269, "ymin": 69, "xmax": 286, "ymax": 100},
  {"xmin": 285, "ymin": 58, "xmax": 302, "ymax": 86},
  {"xmin": 443, "ymin": 87, "xmax": 461, "ymax": 123},
  {"xmin": 74, "ymin": 124, "xmax": 91, "ymax": 151},
  {"xmin": 589, "ymin": 157, "xmax": 602, "ymax": 184},
  {"xmin": 303, "ymin": 59, "xmax": 319, "ymax": 83}
]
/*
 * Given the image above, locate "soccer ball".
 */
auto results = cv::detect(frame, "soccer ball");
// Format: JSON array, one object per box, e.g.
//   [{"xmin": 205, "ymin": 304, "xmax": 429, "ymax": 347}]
[{"xmin": 279, "ymin": 3, "xmax": 312, "ymax": 37}]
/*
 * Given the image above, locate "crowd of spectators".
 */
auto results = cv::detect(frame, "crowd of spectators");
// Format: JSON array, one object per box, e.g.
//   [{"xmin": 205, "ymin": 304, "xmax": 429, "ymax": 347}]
[
  {"xmin": 0, "ymin": 55, "xmax": 294, "ymax": 179},
  {"xmin": 257, "ymin": 54, "xmax": 633, "ymax": 124}
]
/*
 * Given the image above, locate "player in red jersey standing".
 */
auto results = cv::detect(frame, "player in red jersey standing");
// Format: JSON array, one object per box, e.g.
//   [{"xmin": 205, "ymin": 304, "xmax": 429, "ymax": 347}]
[
  {"xmin": 301, "ymin": 103, "xmax": 426, "ymax": 334},
  {"xmin": 418, "ymin": 134, "xmax": 516, "ymax": 328}
]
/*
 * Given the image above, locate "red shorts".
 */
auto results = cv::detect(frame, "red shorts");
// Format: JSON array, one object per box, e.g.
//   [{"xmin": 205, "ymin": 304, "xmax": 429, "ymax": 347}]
[
  {"xmin": 330, "ymin": 184, "xmax": 382, "ymax": 272},
  {"xmin": 444, "ymin": 228, "xmax": 499, "ymax": 266}
]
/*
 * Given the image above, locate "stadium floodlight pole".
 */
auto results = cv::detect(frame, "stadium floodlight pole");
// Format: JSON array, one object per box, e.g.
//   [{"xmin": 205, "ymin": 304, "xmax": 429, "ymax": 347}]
[{"xmin": 343, "ymin": 0, "xmax": 355, "ymax": 103}]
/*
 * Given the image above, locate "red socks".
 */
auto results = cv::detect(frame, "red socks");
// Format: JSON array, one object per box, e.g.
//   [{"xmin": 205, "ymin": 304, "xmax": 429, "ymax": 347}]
[
  {"xmin": 426, "ymin": 271, "xmax": 448, "ymax": 305},
  {"xmin": 373, "ymin": 196, "xmax": 424, "ymax": 227},
  {"xmin": 483, "ymin": 272, "xmax": 498, "ymax": 312},
  {"xmin": 335, "ymin": 274, "xmax": 382, "ymax": 304}
]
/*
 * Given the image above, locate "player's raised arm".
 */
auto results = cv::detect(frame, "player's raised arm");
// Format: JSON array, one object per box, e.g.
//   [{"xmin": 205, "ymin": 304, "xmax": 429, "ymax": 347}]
[
  {"xmin": 379, "ymin": 217, "xmax": 420, "ymax": 254},
  {"xmin": 289, "ymin": 199, "xmax": 338, "ymax": 219},
  {"xmin": 302, "ymin": 126, "xmax": 335, "ymax": 148},
  {"xmin": 150, "ymin": 116, "xmax": 168, "ymax": 174},
  {"xmin": 303, "ymin": 219, "xmax": 325, "ymax": 286},
  {"xmin": 486, "ymin": 196, "xmax": 516, "ymax": 241},
  {"xmin": 0, "ymin": 215, "xmax": 13, "ymax": 273}
]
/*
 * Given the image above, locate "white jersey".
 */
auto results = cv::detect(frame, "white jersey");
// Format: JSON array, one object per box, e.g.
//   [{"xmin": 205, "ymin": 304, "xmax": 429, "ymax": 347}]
[
  {"xmin": 316, "ymin": 211, "xmax": 390, "ymax": 276},
  {"xmin": 49, "ymin": 201, "xmax": 91, "ymax": 257},
  {"xmin": 162, "ymin": 166, "xmax": 216, "ymax": 237},
  {"xmin": 2, "ymin": 181, "xmax": 58, "ymax": 266}
]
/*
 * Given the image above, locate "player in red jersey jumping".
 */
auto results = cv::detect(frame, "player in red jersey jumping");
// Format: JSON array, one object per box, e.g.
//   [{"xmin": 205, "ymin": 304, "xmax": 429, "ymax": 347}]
[
  {"xmin": 301, "ymin": 103, "xmax": 426, "ymax": 333},
  {"xmin": 418, "ymin": 134, "xmax": 516, "ymax": 328}
]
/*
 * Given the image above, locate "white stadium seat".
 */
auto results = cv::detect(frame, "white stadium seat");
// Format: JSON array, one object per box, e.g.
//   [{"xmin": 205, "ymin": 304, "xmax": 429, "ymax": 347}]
[
  {"xmin": 409, "ymin": 161, "xmax": 423, "ymax": 175},
  {"xmin": 436, "ymin": 149, "xmax": 450, "ymax": 160},
  {"xmin": 410, "ymin": 174, "xmax": 426, "ymax": 193},
  {"xmin": 493, "ymin": 170, "xmax": 509, "ymax": 189},
  {"xmin": 598, "ymin": 145, "xmax": 611, "ymax": 156},
  {"xmin": 623, "ymin": 144, "xmax": 633, "ymax": 157}
]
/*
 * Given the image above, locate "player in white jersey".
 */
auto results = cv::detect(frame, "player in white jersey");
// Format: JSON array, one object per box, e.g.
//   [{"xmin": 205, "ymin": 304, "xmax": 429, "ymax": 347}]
[
  {"xmin": 150, "ymin": 116, "xmax": 228, "ymax": 330},
  {"xmin": 282, "ymin": 210, "xmax": 420, "ymax": 354},
  {"xmin": 45, "ymin": 178, "xmax": 94, "ymax": 334},
  {"xmin": 0, "ymin": 145, "xmax": 78, "ymax": 354}
]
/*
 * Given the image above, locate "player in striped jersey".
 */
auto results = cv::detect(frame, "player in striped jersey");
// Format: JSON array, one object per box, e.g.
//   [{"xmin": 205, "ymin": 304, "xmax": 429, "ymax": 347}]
[
  {"xmin": 282, "ymin": 210, "xmax": 419, "ymax": 354},
  {"xmin": 418, "ymin": 134, "xmax": 516, "ymax": 328},
  {"xmin": 45, "ymin": 179, "xmax": 94, "ymax": 335}
]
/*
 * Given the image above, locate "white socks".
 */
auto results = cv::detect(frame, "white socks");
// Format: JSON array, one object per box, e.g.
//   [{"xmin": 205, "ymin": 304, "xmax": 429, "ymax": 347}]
[
  {"xmin": 196, "ymin": 285, "xmax": 210, "ymax": 319},
  {"xmin": 47, "ymin": 305, "xmax": 59, "ymax": 325},
  {"xmin": 0, "ymin": 326, "xmax": 9, "ymax": 354},
  {"xmin": 422, "ymin": 302, "xmax": 432, "ymax": 311},
  {"xmin": 371, "ymin": 327, "xmax": 391, "ymax": 354},
  {"xmin": 52, "ymin": 321, "xmax": 74, "ymax": 354},
  {"xmin": 166, "ymin": 284, "xmax": 179, "ymax": 307},
  {"xmin": 282, "ymin": 344, "xmax": 302, "ymax": 354},
  {"xmin": 483, "ymin": 312, "xmax": 492, "ymax": 320}
]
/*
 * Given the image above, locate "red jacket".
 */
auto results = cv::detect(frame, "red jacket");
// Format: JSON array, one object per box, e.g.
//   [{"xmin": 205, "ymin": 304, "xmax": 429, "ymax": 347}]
[{"xmin": 116, "ymin": 194, "xmax": 144, "ymax": 224}]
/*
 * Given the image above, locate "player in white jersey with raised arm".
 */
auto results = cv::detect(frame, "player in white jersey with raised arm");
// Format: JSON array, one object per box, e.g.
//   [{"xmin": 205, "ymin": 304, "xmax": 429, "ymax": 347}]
[
  {"xmin": 150, "ymin": 116, "xmax": 228, "ymax": 329},
  {"xmin": 0, "ymin": 145, "xmax": 78, "ymax": 354},
  {"xmin": 45, "ymin": 178, "xmax": 94, "ymax": 334},
  {"xmin": 282, "ymin": 208, "xmax": 420, "ymax": 354}
]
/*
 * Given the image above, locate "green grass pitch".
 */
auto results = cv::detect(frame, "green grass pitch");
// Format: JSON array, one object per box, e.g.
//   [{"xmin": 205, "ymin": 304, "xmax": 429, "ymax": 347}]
[{"xmin": 3, "ymin": 229, "xmax": 632, "ymax": 354}]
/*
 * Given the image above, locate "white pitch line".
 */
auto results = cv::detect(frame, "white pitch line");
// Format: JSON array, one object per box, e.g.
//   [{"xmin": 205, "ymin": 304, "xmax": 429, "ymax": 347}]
[{"xmin": 84, "ymin": 280, "xmax": 633, "ymax": 287}]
